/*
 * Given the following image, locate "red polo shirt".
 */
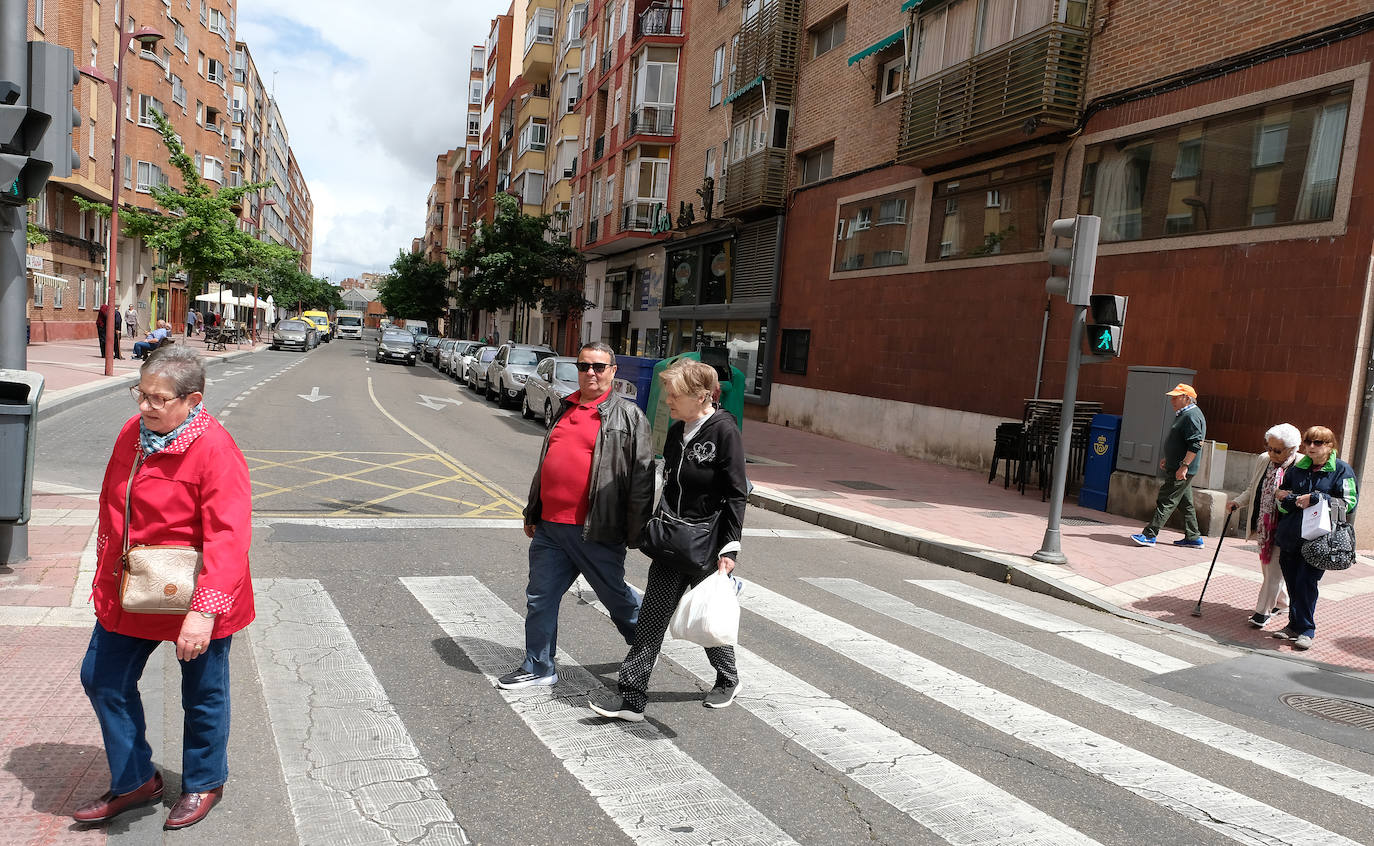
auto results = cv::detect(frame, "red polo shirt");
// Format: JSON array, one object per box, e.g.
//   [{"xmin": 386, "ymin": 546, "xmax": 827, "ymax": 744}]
[{"xmin": 538, "ymin": 387, "xmax": 613, "ymax": 525}]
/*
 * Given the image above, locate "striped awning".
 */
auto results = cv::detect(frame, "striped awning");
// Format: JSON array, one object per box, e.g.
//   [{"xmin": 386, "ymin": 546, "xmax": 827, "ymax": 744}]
[
  {"xmin": 900, "ymin": 0, "xmax": 925, "ymax": 11},
  {"xmin": 724, "ymin": 75, "xmax": 763, "ymax": 105},
  {"xmin": 848, "ymin": 29, "xmax": 905, "ymax": 65}
]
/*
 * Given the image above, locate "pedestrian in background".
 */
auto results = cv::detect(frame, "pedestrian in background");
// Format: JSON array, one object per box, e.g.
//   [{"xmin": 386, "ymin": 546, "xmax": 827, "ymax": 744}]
[
  {"xmin": 1132, "ymin": 384, "xmax": 1206, "ymax": 548},
  {"xmin": 112, "ymin": 307, "xmax": 124, "ymax": 360},
  {"xmin": 95, "ymin": 304, "xmax": 109, "ymax": 358},
  {"xmin": 195, "ymin": 311, "xmax": 204, "ymax": 336},
  {"xmin": 186, "ymin": 306, "xmax": 197, "ymax": 337},
  {"xmin": 590, "ymin": 359, "xmax": 747, "ymax": 722},
  {"xmin": 75, "ymin": 345, "xmax": 254, "ymax": 830},
  {"xmin": 1272, "ymin": 426, "xmax": 1357, "ymax": 650},
  {"xmin": 1227, "ymin": 424, "xmax": 1299, "ymax": 627},
  {"xmin": 498, "ymin": 341, "xmax": 653, "ymax": 690},
  {"xmin": 125, "ymin": 304, "xmax": 139, "ymax": 340}
]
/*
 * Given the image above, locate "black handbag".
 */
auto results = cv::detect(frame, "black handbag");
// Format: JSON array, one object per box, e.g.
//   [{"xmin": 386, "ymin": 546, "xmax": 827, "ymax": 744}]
[
  {"xmin": 1302, "ymin": 521, "xmax": 1355, "ymax": 571},
  {"xmin": 642, "ymin": 503, "xmax": 718, "ymax": 573}
]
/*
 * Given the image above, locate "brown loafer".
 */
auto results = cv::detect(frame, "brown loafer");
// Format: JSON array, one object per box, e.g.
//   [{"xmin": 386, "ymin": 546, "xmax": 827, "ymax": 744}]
[
  {"xmin": 72, "ymin": 771, "xmax": 164, "ymax": 823},
  {"xmin": 164, "ymin": 786, "xmax": 223, "ymax": 830}
]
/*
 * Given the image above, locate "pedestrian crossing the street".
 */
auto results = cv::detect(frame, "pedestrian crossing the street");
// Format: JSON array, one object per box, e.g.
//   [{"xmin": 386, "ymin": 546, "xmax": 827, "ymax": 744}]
[{"xmin": 238, "ymin": 573, "xmax": 1372, "ymax": 846}]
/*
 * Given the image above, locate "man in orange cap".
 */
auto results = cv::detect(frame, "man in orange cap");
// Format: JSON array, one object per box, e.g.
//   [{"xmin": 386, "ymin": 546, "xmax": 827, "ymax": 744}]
[{"xmin": 1132, "ymin": 383, "xmax": 1207, "ymax": 547}]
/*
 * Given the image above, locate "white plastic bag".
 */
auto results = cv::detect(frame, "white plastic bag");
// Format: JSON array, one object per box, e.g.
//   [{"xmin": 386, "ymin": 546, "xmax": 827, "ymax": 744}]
[
  {"xmin": 1301, "ymin": 498, "xmax": 1332, "ymax": 540},
  {"xmin": 669, "ymin": 571, "xmax": 740, "ymax": 647}
]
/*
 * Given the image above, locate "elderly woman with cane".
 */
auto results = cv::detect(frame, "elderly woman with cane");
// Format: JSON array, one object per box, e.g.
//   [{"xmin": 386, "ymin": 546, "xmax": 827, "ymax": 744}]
[
  {"xmin": 74, "ymin": 345, "xmax": 254, "ymax": 830},
  {"xmin": 1226, "ymin": 424, "xmax": 1300, "ymax": 628}
]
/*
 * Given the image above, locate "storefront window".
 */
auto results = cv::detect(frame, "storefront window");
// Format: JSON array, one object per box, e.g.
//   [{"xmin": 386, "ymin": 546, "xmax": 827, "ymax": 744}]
[
  {"xmin": 702, "ymin": 241, "xmax": 732, "ymax": 304},
  {"xmin": 1081, "ymin": 86, "xmax": 1351, "ymax": 242},
  {"xmin": 834, "ymin": 188, "xmax": 916, "ymax": 272},
  {"xmin": 666, "ymin": 250, "xmax": 698, "ymax": 306},
  {"xmin": 927, "ymin": 157, "xmax": 1052, "ymax": 261},
  {"xmin": 726, "ymin": 320, "xmax": 762, "ymax": 396}
]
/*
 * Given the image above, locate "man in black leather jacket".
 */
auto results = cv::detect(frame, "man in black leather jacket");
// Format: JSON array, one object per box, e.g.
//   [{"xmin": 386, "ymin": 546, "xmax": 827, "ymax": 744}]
[{"xmin": 497, "ymin": 342, "xmax": 653, "ymax": 689}]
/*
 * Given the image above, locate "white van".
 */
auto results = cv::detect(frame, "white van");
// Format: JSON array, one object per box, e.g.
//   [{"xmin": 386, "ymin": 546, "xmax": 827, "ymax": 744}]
[{"xmin": 336, "ymin": 309, "xmax": 365, "ymax": 339}]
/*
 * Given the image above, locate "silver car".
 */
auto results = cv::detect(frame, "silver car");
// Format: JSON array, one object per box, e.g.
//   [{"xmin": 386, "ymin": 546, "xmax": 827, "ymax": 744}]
[
  {"xmin": 487, "ymin": 343, "xmax": 556, "ymax": 408},
  {"xmin": 435, "ymin": 338, "xmax": 459, "ymax": 374},
  {"xmin": 521, "ymin": 356, "xmax": 579, "ymax": 423},
  {"xmin": 376, "ymin": 328, "xmax": 418, "ymax": 365},
  {"xmin": 466, "ymin": 346, "xmax": 498, "ymax": 392},
  {"xmin": 271, "ymin": 319, "xmax": 318, "ymax": 351}
]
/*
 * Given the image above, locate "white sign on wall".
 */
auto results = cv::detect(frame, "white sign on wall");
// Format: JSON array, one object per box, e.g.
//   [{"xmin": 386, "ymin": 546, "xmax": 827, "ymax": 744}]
[{"xmin": 25, "ymin": 254, "xmax": 43, "ymax": 270}]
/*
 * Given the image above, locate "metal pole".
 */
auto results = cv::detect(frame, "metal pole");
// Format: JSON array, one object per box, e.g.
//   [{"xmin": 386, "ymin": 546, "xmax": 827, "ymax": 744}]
[
  {"xmin": 103, "ymin": 25, "xmax": 130, "ymax": 377},
  {"xmin": 1033, "ymin": 294, "xmax": 1050, "ymax": 401},
  {"xmin": 1, "ymin": 0, "xmax": 30, "ymax": 563},
  {"xmin": 1032, "ymin": 305, "xmax": 1086, "ymax": 564}
]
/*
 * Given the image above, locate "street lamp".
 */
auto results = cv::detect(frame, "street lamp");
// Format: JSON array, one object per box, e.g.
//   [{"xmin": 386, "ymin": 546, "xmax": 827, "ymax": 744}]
[
  {"xmin": 79, "ymin": 24, "xmax": 164, "ymax": 376},
  {"xmin": 251, "ymin": 198, "xmax": 276, "ymax": 343}
]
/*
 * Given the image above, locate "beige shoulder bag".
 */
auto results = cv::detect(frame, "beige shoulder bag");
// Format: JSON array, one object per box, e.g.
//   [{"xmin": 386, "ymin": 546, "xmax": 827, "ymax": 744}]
[{"xmin": 119, "ymin": 451, "xmax": 204, "ymax": 614}]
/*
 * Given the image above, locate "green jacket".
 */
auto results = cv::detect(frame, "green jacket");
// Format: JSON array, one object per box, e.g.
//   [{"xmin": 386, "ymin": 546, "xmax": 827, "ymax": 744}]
[{"xmin": 1164, "ymin": 403, "xmax": 1205, "ymax": 475}]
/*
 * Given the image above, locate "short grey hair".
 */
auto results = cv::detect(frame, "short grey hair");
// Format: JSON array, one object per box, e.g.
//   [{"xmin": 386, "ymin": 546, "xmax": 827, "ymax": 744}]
[
  {"xmin": 142, "ymin": 345, "xmax": 206, "ymax": 396},
  {"xmin": 1265, "ymin": 423, "xmax": 1301, "ymax": 449},
  {"xmin": 579, "ymin": 341, "xmax": 616, "ymax": 360}
]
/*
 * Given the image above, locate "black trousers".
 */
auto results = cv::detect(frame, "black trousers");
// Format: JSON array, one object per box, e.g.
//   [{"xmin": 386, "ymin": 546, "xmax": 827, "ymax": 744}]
[{"xmin": 618, "ymin": 558, "xmax": 737, "ymax": 712}]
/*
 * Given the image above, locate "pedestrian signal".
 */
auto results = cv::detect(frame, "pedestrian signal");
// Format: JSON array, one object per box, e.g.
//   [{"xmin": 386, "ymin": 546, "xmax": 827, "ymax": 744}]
[{"xmin": 1086, "ymin": 295, "xmax": 1127, "ymax": 357}]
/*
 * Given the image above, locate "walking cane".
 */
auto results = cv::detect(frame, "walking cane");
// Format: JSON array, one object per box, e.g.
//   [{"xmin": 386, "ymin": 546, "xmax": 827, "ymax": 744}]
[{"xmin": 1191, "ymin": 510, "xmax": 1234, "ymax": 617}]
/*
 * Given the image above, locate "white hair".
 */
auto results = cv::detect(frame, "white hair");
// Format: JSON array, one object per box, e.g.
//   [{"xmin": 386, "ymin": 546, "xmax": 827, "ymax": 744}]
[{"xmin": 1264, "ymin": 423, "xmax": 1301, "ymax": 449}]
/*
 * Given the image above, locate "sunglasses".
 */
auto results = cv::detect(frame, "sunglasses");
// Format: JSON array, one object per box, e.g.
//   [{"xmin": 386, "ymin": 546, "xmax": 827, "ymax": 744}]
[
  {"xmin": 1304, "ymin": 439, "xmax": 1331, "ymax": 446},
  {"xmin": 575, "ymin": 361, "xmax": 612, "ymax": 373}
]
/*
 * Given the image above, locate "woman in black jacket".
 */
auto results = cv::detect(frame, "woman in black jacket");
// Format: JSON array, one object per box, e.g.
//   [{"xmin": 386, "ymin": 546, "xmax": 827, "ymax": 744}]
[{"xmin": 590, "ymin": 359, "xmax": 747, "ymax": 721}]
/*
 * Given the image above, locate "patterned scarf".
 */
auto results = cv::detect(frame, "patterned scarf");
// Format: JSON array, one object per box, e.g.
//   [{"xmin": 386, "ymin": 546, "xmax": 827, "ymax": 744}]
[
  {"xmin": 139, "ymin": 403, "xmax": 205, "ymax": 456},
  {"xmin": 1256, "ymin": 454, "xmax": 1295, "ymax": 565}
]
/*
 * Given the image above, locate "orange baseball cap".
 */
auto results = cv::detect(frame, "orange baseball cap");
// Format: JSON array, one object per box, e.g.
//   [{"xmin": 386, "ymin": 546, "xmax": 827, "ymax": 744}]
[{"xmin": 1165, "ymin": 383, "xmax": 1197, "ymax": 398}]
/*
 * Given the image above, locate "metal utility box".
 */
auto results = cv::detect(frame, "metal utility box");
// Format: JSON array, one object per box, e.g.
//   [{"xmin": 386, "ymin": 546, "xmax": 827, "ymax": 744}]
[
  {"xmin": 1116, "ymin": 366, "xmax": 1195, "ymax": 477},
  {"xmin": 0, "ymin": 370, "xmax": 45, "ymax": 524}
]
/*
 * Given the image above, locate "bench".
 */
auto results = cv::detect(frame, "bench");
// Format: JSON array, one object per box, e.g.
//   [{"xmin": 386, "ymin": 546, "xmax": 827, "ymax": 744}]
[{"xmin": 204, "ymin": 328, "xmax": 228, "ymax": 351}]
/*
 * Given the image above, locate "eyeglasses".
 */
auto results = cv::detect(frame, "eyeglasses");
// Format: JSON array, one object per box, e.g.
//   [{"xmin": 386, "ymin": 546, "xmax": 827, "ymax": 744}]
[
  {"xmin": 130, "ymin": 387, "xmax": 183, "ymax": 410},
  {"xmin": 1303, "ymin": 439, "xmax": 1331, "ymax": 446},
  {"xmin": 575, "ymin": 361, "xmax": 612, "ymax": 373}
]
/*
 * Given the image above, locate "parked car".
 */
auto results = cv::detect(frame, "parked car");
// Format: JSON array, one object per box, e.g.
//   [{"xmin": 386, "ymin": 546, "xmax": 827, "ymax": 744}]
[
  {"xmin": 421, "ymin": 335, "xmax": 443, "ymax": 363},
  {"xmin": 466, "ymin": 346, "xmax": 498, "ymax": 393},
  {"xmin": 486, "ymin": 343, "xmax": 556, "ymax": 408},
  {"xmin": 303, "ymin": 310, "xmax": 333, "ymax": 341},
  {"xmin": 270, "ymin": 319, "xmax": 318, "ymax": 351},
  {"xmin": 435, "ymin": 338, "xmax": 459, "ymax": 374},
  {"xmin": 522, "ymin": 356, "xmax": 579, "ymax": 423},
  {"xmin": 376, "ymin": 327, "xmax": 418, "ymax": 366},
  {"xmin": 411, "ymin": 326, "xmax": 431, "ymax": 348},
  {"xmin": 453, "ymin": 341, "xmax": 483, "ymax": 381}
]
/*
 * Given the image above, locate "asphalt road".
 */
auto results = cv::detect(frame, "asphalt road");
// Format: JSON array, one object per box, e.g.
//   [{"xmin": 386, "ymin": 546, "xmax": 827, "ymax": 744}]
[{"xmin": 35, "ymin": 337, "xmax": 1374, "ymax": 846}]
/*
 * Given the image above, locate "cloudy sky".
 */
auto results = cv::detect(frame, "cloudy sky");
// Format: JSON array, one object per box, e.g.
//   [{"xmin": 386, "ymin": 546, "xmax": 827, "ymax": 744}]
[{"xmin": 235, "ymin": 1, "xmax": 496, "ymax": 283}]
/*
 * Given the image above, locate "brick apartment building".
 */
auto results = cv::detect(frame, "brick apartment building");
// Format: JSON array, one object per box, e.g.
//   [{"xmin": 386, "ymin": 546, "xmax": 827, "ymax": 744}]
[{"xmin": 24, "ymin": 1, "xmax": 313, "ymax": 343}]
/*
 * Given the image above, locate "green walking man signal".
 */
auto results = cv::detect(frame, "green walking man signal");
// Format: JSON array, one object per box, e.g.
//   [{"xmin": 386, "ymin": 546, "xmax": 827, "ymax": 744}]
[{"xmin": 1086, "ymin": 294, "xmax": 1127, "ymax": 357}]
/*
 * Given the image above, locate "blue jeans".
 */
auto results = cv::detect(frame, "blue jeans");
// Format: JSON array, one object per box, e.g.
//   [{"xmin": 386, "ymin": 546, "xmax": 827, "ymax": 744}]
[
  {"xmin": 80, "ymin": 623, "xmax": 233, "ymax": 794},
  {"xmin": 132, "ymin": 340, "xmax": 155, "ymax": 359},
  {"xmin": 522, "ymin": 521, "xmax": 641, "ymax": 677}
]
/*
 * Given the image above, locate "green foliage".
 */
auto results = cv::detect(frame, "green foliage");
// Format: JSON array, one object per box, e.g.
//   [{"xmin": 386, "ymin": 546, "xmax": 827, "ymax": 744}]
[
  {"xmin": 450, "ymin": 193, "xmax": 584, "ymax": 316},
  {"xmin": 378, "ymin": 250, "xmax": 451, "ymax": 329},
  {"xmin": 25, "ymin": 199, "xmax": 47, "ymax": 246}
]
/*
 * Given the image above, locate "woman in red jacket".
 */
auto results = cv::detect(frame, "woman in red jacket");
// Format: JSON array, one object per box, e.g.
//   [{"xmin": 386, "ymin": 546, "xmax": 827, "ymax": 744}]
[{"xmin": 73, "ymin": 345, "xmax": 253, "ymax": 831}]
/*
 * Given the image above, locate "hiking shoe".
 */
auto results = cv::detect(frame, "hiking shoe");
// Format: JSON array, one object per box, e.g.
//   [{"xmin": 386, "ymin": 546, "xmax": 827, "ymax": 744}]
[
  {"xmin": 496, "ymin": 669, "xmax": 557, "ymax": 690},
  {"xmin": 1293, "ymin": 634, "xmax": 1314, "ymax": 650},
  {"xmin": 1248, "ymin": 612, "xmax": 1271, "ymax": 628},
  {"xmin": 1173, "ymin": 537, "xmax": 1205, "ymax": 548},
  {"xmin": 588, "ymin": 692, "xmax": 644, "ymax": 722},
  {"xmin": 1130, "ymin": 533, "xmax": 1156, "ymax": 547},
  {"xmin": 703, "ymin": 679, "xmax": 743, "ymax": 709},
  {"xmin": 1271, "ymin": 629, "xmax": 1296, "ymax": 640}
]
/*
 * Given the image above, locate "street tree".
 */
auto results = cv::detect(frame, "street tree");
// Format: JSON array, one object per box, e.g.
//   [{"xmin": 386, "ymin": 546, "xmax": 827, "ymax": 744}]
[{"xmin": 377, "ymin": 249, "xmax": 451, "ymax": 330}]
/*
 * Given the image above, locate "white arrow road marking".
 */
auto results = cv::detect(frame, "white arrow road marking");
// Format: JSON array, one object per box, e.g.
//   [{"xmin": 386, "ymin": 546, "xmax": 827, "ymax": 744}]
[
  {"xmin": 297, "ymin": 387, "xmax": 329, "ymax": 403},
  {"xmin": 416, "ymin": 394, "xmax": 462, "ymax": 410}
]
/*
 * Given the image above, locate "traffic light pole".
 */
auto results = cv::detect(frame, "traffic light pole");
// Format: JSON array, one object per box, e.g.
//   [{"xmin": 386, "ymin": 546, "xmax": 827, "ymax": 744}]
[
  {"xmin": 0, "ymin": 0, "xmax": 29, "ymax": 563},
  {"xmin": 1031, "ymin": 305, "xmax": 1086, "ymax": 564}
]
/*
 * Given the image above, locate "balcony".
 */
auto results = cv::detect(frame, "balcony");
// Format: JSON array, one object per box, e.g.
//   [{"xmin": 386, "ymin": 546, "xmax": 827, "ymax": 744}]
[
  {"xmin": 622, "ymin": 201, "xmax": 656, "ymax": 232},
  {"xmin": 600, "ymin": 49, "xmax": 612, "ymax": 78},
  {"xmin": 628, "ymin": 106, "xmax": 674, "ymax": 137},
  {"xmin": 636, "ymin": 3, "xmax": 683, "ymax": 38},
  {"xmin": 728, "ymin": 0, "xmax": 802, "ymax": 110},
  {"xmin": 723, "ymin": 149, "xmax": 787, "ymax": 217},
  {"xmin": 523, "ymin": 36, "xmax": 554, "ymax": 82},
  {"xmin": 898, "ymin": 24, "xmax": 1090, "ymax": 169},
  {"xmin": 594, "ymin": 135, "xmax": 606, "ymax": 161},
  {"xmin": 587, "ymin": 219, "xmax": 599, "ymax": 243}
]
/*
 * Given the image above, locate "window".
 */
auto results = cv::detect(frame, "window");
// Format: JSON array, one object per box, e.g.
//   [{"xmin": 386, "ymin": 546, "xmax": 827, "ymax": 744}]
[
  {"xmin": 136, "ymin": 160, "xmax": 164, "ymax": 192},
  {"xmin": 78, "ymin": 276, "xmax": 87, "ymax": 309},
  {"xmin": 780, "ymin": 329, "xmax": 809, "ymax": 374},
  {"xmin": 1081, "ymin": 86, "xmax": 1352, "ymax": 242},
  {"xmin": 470, "ymin": 81, "xmax": 482, "ymax": 104},
  {"xmin": 810, "ymin": 11, "xmax": 846, "ymax": 59},
  {"xmin": 913, "ymin": 0, "xmax": 1069, "ymax": 81},
  {"xmin": 929, "ymin": 157, "xmax": 1052, "ymax": 261},
  {"xmin": 525, "ymin": 7, "xmax": 555, "ymax": 49},
  {"xmin": 710, "ymin": 45, "xmax": 725, "ymax": 107},
  {"xmin": 834, "ymin": 187, "xmax": 916, "ymax": 271},
  {"xmin": 171, "ymin": 74, "xmax": 187, "ymax": 107},
  {"xmin": 53, "ymin": 281, "xmax": 63, "ymax": 309},
  {"xmin": 705, "ymin": 146, "xmax": 717, "ymax": 181},
  {"xmin": 34, "ymin": 0, "xmax": 43, "ymax": 28},
  {"xmin": 467, "ymin": 114, "xmax": 480, "ymax": 137},
  {"xmin": 137, "ymin": 94, "xmax": 164, "ymax": 127},
  {"xmin": 88, "ymin": 117, "xmax": 96, "ymax": 158},
  {"xmin": 207, "ymin": 58, "xmax": 225, "ymax": 85},
  {"xmin": 173, "ymin": 19, "xmax": 188, "ymax": 52},
  {"xmin": 799, "ymin": 145, "xmax": 832, "ymax": 185},
  {"xmin": 741, "ymin": 0, "xmax": 763, "ymax": 23},
  {"xmin": 33, "ymin": 280, "xmax": 44, "ymax": 307},
  {"xmin": 207, "ymin": 8, "xmax": 228, "ymax": 39},
  {"xmin": 730, "ymin": 110, "xmax": 766, "ymax": 162},
  {"xmin": 879, "ymin": 56, "xmax": 903, "ymax": 102},
  {"xmin": 123, "ymin": 155, "xmax": 132, "ymax": 189},
  {"xmin": 519, "ymin": 118, "xmax": 548, "ymax": 155},
  {"xmin": 199, "ymin": 0, "xmax": 207, "ymax": 25}
]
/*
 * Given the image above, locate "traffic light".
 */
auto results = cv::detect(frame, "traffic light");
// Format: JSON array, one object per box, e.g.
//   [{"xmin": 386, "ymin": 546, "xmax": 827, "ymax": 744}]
[
  {"xmin": 1086, "ymin": 294, "xmax": 1127, "ymax": 357},
  {"xmin": 1044, "ymin": 214, "xmax": 1101, "ymax": 306},
  {"xmin": 0, "ymin": 76, "xmax": 48, "ymax": 206},
  {"xmin": 0, "ymin": 42, "xmax": 78, "ymax": 206}
]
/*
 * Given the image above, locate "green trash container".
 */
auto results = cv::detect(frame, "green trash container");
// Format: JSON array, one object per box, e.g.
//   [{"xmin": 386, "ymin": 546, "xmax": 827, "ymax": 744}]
[
  {"xmin": 0, "ymin": 370, "xmax": 45, "ymax": 525},
  {"xmin": 646, "ymin": 350, "xmax": 744, "ymax": 458}
]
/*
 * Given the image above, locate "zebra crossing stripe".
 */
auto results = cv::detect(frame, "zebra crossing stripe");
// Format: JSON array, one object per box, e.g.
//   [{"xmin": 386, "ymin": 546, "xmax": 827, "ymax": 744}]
[
  {"xmin": 571, "ymin": 578, "xmax": 1103, "ymax": 846},
  {"xmin": 401, "ymin": 575, "xmax": 801, "ymax": 846},
  {"xmin": 741, "ymin": 580, "xmax": 1361, "ymax": 846},
  {"xmin": 250, "ymin": 579, "xmax": 471, "ymax": 846},
  {"xmin": 908, "ymin": 579, "xmax": 1195, "ymax": 673},
  {"xmin": 812, "ymin": 577, "xmax": 1374, "ymax": 811}
]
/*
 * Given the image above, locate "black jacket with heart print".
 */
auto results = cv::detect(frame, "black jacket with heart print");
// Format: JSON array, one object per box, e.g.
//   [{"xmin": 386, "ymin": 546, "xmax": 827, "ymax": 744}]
[{"xmin": 661, "ymin": 409, "xmax": 748, "ymax": 564}]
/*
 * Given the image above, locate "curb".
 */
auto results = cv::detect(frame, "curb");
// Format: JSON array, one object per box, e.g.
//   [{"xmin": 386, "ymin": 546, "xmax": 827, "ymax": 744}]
[
  {"xmin": 747, "ymin": 484, "xmax": 1374, "ymax": 683},
  {"xmin": 35, "ymin": 346, "xmax": 260, "ymax": 422}
]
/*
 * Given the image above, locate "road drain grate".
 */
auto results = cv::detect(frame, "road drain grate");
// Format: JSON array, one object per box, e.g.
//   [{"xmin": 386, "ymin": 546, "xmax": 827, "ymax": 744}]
[
  {"xmin": 1061, "ymin": 517, "xmax": 1106, "ymax": 526},
  {"xmin": 1281, "ymin": 694, "xmax": 1374, "ymax": 730}
]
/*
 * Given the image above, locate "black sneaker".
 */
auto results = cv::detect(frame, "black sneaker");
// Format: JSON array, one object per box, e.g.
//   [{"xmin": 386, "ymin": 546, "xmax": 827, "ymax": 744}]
[
  {"xmin": 495, "ymin": 669, "xmax": 557, "ymax": 690},
  {"xmin": 703, "ymin": 679, "xmax": 742, "ymax": 709},
  {"xmin": 588, "ymin": 691, "xmax": 644, "ymax": 722},
  {"xmin": 1248, "ymin": 612, "xmax": 1270, "ymax": 628}
]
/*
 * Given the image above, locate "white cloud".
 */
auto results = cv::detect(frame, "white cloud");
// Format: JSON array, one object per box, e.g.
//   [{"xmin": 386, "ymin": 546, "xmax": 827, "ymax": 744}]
[{"xmin": 236, "ymin": 1, "xmax": 494, "ymax": 282}]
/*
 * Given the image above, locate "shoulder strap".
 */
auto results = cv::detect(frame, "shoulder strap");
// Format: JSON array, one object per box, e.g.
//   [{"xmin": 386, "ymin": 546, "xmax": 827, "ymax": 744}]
[{"xmin": 121, "ymin": 450, "xmax": 144, "ymax": 556}]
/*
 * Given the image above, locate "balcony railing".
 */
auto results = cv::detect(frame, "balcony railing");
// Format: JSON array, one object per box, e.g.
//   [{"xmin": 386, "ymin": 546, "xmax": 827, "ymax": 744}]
[
  {"xmin": 587, "ymin": 219, "xmax": 599, "ymax": 243},
  {"xmin": 600, "ymin": 49, "xmax": 612, "ymax": 77},
  {"xmin": 727, "ymin": 0, "xmax": 802, "ymax": 109},
  {"xmin": 723, "ymin": 148, "xmax": 787, "ymax": 216},
  {"xmin": 637, "ymin": 3, "xmax": 683, "ymax": 38},
  {"xmin": 594, "ymin": 135, "xmax": 606, "ymax": 161},
  {"xmin": 529, "ymin": 83, "xmax": 550, "ymax": 99},
  {"xmin": 621, "ymin": 201, "xmax": 658, "ymax": 232},
  {"xmin": 628, "ymin": 106, "xmax": 674, "ymax": 137},
  {"xmin": 898, "ymin": 23, "xmax": 1090, "ymax": 168}
]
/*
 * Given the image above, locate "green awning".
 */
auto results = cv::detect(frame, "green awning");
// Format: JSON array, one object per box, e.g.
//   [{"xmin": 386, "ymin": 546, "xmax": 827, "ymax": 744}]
[
  {"xmin": 724, "ymin": 75, "xmax": 763, "ymax": 105},
  {"xmin": 848, "ymin": 29, "xmax": 905, "ymax": 65},
  {"xmin": 900, "ymin": 0, "xmax": 924, "ymax": 11}
]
